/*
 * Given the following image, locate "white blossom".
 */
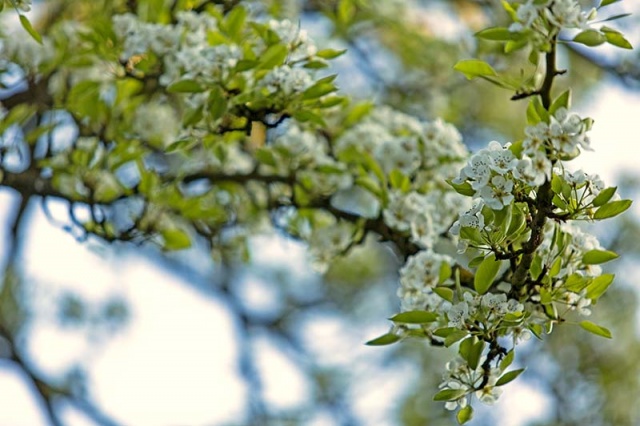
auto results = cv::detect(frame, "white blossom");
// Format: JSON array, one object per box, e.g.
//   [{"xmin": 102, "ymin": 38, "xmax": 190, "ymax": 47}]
[
  {"xmin": 258, "ymin": 65, "xmax": 313, "ymax": 96},
  {"xmin": 398, "ymin": 250, "xmax": 453, "ymax": 311},
  {"xmin": 479, "ymin": 175, "xmax": 514, "ymax": 210}
]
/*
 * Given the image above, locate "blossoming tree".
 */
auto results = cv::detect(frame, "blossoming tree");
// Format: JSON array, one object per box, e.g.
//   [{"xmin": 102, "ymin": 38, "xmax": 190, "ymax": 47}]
[{"xmin": 0, "ymin": 0, "xmax": 637, "ymax": 424}]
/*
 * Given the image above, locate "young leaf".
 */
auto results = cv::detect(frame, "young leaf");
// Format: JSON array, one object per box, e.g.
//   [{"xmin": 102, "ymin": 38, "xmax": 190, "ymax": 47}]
[
  {"xmin": 439, "ymin": 262, "xmax": 452, "ymax": 284},
  {"xmin": 474, "ymin": 254, "xmax": 502, "ymax": 294},
  {"xmin": 549, "ymin": 89, "xmax": 571, "ymax": 115},
  {"xmin": 499, "ymin": 349, "xmax": 515, "ymax": 372},
  {"xmin": 161, "ymin": 228, "xmax": 192, "ymax": 250},
  {"xmin": 457, "ymin": 406, "xmax": 474, "ymax": 424},
  {"xmin": 495, "ymin": 368, "xmax": 525, "ymax": 386},
  {"xmin": 433, "ymin": 388, "xmax": 467, "ymax": 402},
  {"xmin": 434, "ymin": 287, "xmax": 454, "ymax": 303},
  {"xmin": 573, "ymin": 30, "xmax": 606, "ymax": 47},
  {"xmin": 453, "ymin": 59, "xmax": 497, "ymax": 80},
  {"xmin": 596, "ymin": 13, "xmax": 632, "ymax": 23},
  {"xmin": 302, "ymin": 82, "xmax": 336, "ymax": 100},
  {"xmin": 315, "ymin": 48, "xmax": 347, "ymax": 59},
  {"xmin": 593, "ymin": 199, "xmax": 632, "ymax": 220},
  {"xmin": 592, "ymin": 187, "xmax": 617, "ymax": 207},
  {"xmin": 446, "ymin": 179, "xmax": 475, "ymax": 197},
  {"xmin": 582, "ymin": 249, "xmax": 618, "ymax": 265},
  {"xmin": 167, "ymin": 79, "xmax": 204, "ymax": 93},
  {"xmin": 19, "ymin": 15, "xmax": 43, "ymax": 44},
  {"xmin": 258, "ymin": 44, "xmax": 288, "ymax": 69},
  {"xmin": 445, "ymin": 330, "xmax": 469, "ymax": 347},
  {"xmin": 580, "ymin": 320, "xmax": 612, "ymax": 339},
  {"xmin": 602, "ymin": 29, "xmax": 633, "ymax": 49},
  {"xmin": 365, "ymin": 333, "xmax": 401, "ymax": 346},
  {"xmin": 389, "ymin": 311, "xmax": 439, "ymax": 324},
  {"xmin": 586, "ymin": 273, "xmax": 615, "ymax": 300},
  {"xmin": 599, "ymin": 0, "xmax": 621, "ymax": 8},
  {"xmin": 467, "ymin": 339, "xmax": 485, "ymax": 370},
  {"xmin": 475, "ymin": 27, "xmax": 515, "ymax": 41}
]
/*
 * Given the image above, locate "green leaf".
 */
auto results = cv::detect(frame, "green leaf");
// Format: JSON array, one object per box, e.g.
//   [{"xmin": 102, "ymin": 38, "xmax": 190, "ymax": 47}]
[
  {"xmin": 593, "ymin": 199, "xmax": 632, "ymax": 220},
  {"xmin": 446, "ymin": 179, "xmax": 475, "ymax": 197},
  {"xmin": 475, "ymin": 27, "xmax": 515, "ymax": 41},
  {"xmin": 592, "ymin": 187, "xmax": 617, "ymax": 207},
  {"xmin": 564, "ymin": 273, "xmax": 591, "ymax": 293},
  {"xmin": 389, "ymin": 169, "xmax": 410, "ymax": 191},
  {"xmin": 433, "ymin": 388, "xmax": 467, "ymax": 402},
  {"xmin": 532, "ymin": 96, "xmax": 549, "ymax": 122},
  {"xmin": 599, "ymin": 0, "xmax": 621, "ymax": 7},
  {"xmin": 315, "ymin": 48, "xmax": 347, "ymax": 59},
  {"xmin": 223, "ymin": 5, "xmax": 247, "ymax": 40},
  {"xmin": 504, "ymin": 37, "xmax": 528, "ymax": 53},
  {"xmin": 457, "ymin": 406, "xmax": 474, "ymax": 424},
  {"xmin": 573, "ymin": 30, "xmax": 606, "ymax": 47},
  {"xmin": 582, "ymin": 249, "xmax": 618, "ymax": 265},
  {"xmin": 528, "ymin": 323, "xmax": 544, "ymax": 340},
  {"xmin": 434, "ymin": 287, "xmax": 454, "ymax": 303},
  {"xmin": 303, "ymin": 60, "xmax": 329, "ymax": 69},
  {"xmin": 439, "ymin": 262, "xmax": 452, "ymax": 284},
  {"xmin": 501, "ymin": 0, "xmax": 517, "ymax": 20},
  {"xmin": 526, "ymin": 99, "xmax": 541, "ymax": 125},
  {"xmin": 207, "ymin": 86, "xmax": 228, "ymax": 121},
  {"xmin": 445, "ymin": 330, "xmax": 469, "ymax": 347},
  {"xmin": 433, "ymin": 327, "xmax": 456, "ymax": 338},
  {"xmin": 580, "ymin": 320, "xmax": 612, "ymax": 339},
  {"xmin": 596, "ymin": 13, "xmax": 632, "ymax": 23},
  {"xmin": 167, "ymin": 79, "xmax": 204, "ymax": 93},
  {"xmin": 499, "ymin": 349, "xmax": 514, "ymax": 372},
  {"xmin": 549, "ymin": 89, "xmax": 571, "ymax": 115},
  {"xmin": 258, "ymin": 44, "xmax": 288, "ymax": 69},
  {"xmin": 474, "ymin": 254, "xmax": 501, "ymax": 294},
  {"xmin": 496, "ymin": 368, "xmax": 525, "ymax": 386},
  {"xmin": 467, "ymin": 339, "xmax": 485, "ymax": 370},
  {"xmin": 235, "ymin": 59, "xmax": 258, "ymax": 72},
  {"xmin": 161, "ymin": 228, "xmax": 192, "ymax": 251},
  {"xmin": 292, "ymin": 110, "xmax": 326, "ymax": 126},
  {"xmin": 302, "ymin": 80, "xmax": 337, "ymax": 100},
  {"xmin": 458, "ymin": 337, "xmax": 473, "ymax": 361},
  {"xmin": 586, "ymin": 273, "xmax": 615, "ymax": 300},
  {"xmin": 19, "ymin": 15, "xmax": 43, "ymax": 44},
  {"xmin": 453, "ymin": 59, "xmax": 497, "ymax": 80},
  {"xmin": 602, "ymin": 28, "xmax": 633, "ymax": 49},
  {"xmin": 389, "ymin": 311, "xmax": 439, "ymax": 324},
  {"xmin": 547, "ymin": 257, "xmax": 562, "ymax": 278},
  {"xmin": 365, "ymin": 333, "xmax": 401, "ymax": 346},
  {"xmin": 460, "ymin": 226, "xmax": 484, "ymax": 246}
]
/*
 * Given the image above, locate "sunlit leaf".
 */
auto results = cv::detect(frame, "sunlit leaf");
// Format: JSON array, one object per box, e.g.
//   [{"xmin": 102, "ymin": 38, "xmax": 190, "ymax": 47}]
[
  {"xmin": 433, "ymin": 388, "xmax": 467, "ymax": 402},
  {"xmin": 365, "ymin": 333, "xmax": 401, "ymax": 346},
  {"xmin": 495, "ymin": 368, "xmax": 525, "ymax": 386},
  {"xmin": 582, "ymin": 249, "xmax": 618, "ymax": 265},
  {"xmin": 580, "ymin": 320, "xmax": 612, "ymax": 338},
  {"xmin": 593, "ymin": 199, "xmax": 632, "ymax": 219},
  {"xmin": 20, "ymin": 15, "xmax": 42, "ymax": 44},
  {"xmin": 453, "ymin": 59, "xmax": 497, "ymax": 80},
  {"xmin": 474, "ymin": 254, "xmax": 501, "ymax": 294},
  {"xmin": 389, "ymin": 311, "xmax": 439, "ymax": 324},
  {"xmin": 457, "ymin": 406, "xmax": 473, "ymax": 424},
  {"xmin": 573, "ymin": 30, "xmax": 606, "ymax": 47}
]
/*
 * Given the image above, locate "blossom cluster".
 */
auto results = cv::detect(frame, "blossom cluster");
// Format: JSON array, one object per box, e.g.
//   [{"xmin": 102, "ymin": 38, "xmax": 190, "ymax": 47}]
[
  {"xmin": 509, "ymin": 0, "xmax": 597, "ymax": 33},
  {"xmin": 398, "ymin": 250, "xmax": 453, "ymax": 312},
  {"xmin": 451, "ymin": 107, "xmax": 594, "ymax": 244},
  {"xmin": 112, "ymin": 11, "xmax": 321, "ymax": 110},
  {"xmin": 336, "ymin": 107, "xmax": 467, "ymax": 178},
  {"xmin": 439, "ymin": 358, "xmax": 503, "ymax": 410},
  {"xmin": 334, "ymin": 107, "xmax": 469, "ymax": 248}
]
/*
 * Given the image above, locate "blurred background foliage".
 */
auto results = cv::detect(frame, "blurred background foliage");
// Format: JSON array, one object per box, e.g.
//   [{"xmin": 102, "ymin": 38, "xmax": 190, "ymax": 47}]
[{"xmin": 1, "ymin": 0, "xmax": 640, "ymax": 425}]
